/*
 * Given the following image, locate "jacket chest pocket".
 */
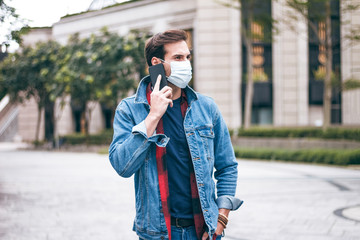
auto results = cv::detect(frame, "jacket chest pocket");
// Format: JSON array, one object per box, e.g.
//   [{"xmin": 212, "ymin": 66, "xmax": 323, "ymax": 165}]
[{"xmin": 196, "ymin": 126, "xmax": 215, "ymax": 161}]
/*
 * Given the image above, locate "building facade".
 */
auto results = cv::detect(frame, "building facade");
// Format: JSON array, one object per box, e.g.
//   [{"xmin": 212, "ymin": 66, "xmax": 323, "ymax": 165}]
[{"xmin": 4, "ymin": 0, "xmax": 359, "ymax": 142}]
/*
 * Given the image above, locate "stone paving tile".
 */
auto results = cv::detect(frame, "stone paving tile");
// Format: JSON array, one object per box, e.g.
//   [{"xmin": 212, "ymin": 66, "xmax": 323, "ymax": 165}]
[
  {"xmin": 226, "ymin": 160, "xmax": 360, "ymax": 240},
  {"xmin": 0, "ymin": 149, "xmax": 359, "ymax": 240}
]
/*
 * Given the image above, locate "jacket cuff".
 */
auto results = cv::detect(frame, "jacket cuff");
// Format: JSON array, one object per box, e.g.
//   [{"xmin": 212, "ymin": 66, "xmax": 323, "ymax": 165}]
[
  {"xmin": 132, "ymin": 120, "xmax": 169, "ymax": 147},
  {"xmin": 216, "ymin": 195, "xmax": 243, "ymax": 211}
]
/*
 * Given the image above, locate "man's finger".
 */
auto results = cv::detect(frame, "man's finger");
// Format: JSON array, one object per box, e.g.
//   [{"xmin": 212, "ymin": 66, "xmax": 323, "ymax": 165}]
[
  {"xmin": 201, "ymin": 232, "xmax": 209, "ymax": 240},
  {"xmin": 160, "ymin": 86, "xmax": 172, "ymax": 93},
  {"xmin": 163, "ymin": 88, "xmax": 172, "ymax": 98},
  {"xmin": 154, "ymin": 74, "xmax": 161, "ymax": 92}
]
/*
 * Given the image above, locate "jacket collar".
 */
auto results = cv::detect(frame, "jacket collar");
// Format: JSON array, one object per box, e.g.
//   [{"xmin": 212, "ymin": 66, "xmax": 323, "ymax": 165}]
[{"xmin": 134, "ymin": 75, "xmax": 198, "ymax": 106}]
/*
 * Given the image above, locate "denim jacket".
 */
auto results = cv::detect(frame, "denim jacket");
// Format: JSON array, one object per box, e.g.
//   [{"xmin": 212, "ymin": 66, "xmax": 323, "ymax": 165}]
[{"xmin": 109, "ymin": 76, "xmax": 242, "ymax": 240}]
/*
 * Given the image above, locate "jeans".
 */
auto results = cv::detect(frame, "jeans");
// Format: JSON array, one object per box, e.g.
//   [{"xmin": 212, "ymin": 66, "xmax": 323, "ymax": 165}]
[
  {"xmin": 171, "ymin": 225, "xmax": 197, "ymax": 240},
  {"xmin": 138, "ymin": 225, "xmax": 222, "ymax": 240}
]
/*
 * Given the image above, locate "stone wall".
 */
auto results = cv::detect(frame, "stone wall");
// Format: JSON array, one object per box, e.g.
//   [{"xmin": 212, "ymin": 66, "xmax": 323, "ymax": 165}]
[
  {"xmin": 341, "ymin": 0, "xmax": 360, "ymax": 125},
  {"xmin": 194, "ymin": 0, "xmax": 241, "ymax": 128},
  {"xmin": 272, "ymin": 0, "xmax": 310, "ymax": 126},
  {"xmin": 17, "ymin": 98, "xmax": 44, "ymax": 142}
]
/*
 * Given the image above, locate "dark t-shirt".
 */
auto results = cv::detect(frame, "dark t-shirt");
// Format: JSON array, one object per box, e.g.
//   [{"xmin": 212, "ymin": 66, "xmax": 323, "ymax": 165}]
[{"xmin": 163, "ymin": 97, "xmax": 193, "ymax": 219}]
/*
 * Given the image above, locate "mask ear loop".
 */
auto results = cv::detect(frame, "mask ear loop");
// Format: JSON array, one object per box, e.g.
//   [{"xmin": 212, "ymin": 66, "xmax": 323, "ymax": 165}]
[
  {"xmin": 157, "ymin": 58, "xmax": 170, "ymax": 78},
  {"xmin": 158, "ymin": 58, "xmax": 166, "ymax": 63}
]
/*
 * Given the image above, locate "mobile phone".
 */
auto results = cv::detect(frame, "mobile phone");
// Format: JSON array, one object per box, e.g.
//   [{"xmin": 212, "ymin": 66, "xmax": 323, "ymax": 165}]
[{"xmin": 149, "ymin": 63, "xmax": 167, "ymax": 90}]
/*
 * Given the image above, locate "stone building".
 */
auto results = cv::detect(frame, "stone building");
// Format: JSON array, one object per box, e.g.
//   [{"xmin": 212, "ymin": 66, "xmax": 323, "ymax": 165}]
[{"xmin": 1, "ymin": 0, "xmax": 359, "ymax": 142}]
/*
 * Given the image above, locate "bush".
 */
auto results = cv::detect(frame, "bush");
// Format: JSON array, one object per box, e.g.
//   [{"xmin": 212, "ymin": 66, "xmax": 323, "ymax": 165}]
[
  {"xmin": 236, "ymin": 127, "xmax": 360, "ymax": 141},
  {"xmin": 61, "ymin": 130, "xmax": 113, "ymax": 145},
  {"xmin": 233, "ymin": 147, "xmax": 360, "ymax": 165}
]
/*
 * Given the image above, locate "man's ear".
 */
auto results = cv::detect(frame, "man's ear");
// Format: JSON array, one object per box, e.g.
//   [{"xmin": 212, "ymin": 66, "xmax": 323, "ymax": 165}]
[{"xmin": 151, "ymin": 57, "xmax": 161, "ymax": 66}]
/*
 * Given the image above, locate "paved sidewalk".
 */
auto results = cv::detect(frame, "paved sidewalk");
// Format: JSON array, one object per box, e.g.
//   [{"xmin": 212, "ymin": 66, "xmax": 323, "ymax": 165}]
[
  {"xmin": 0, "ymin": 149, "xmax": 359, "ymax": 240},
  {"xmin": 0, "ymin": 142, "xmax": 31, "ymax": 151},
  {"xmin": 230, "ymin": 160, "xmax": 360, "ymax": 240}
]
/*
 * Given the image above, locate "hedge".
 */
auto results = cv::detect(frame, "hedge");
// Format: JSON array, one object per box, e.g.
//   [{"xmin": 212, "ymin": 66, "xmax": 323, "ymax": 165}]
[
  {"xmin": 234, "ymin": 147, "xmax": 360, "ymax": 165},
  {"xmin": 61, "ymin": 130, "xmax": 113, "ymax": 145},
  {"xmin": 236, "ymin": 127, "xmax": 360, "ymax": 141}
]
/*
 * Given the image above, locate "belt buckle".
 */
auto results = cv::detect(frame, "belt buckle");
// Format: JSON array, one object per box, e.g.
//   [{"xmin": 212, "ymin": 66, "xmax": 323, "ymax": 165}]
[{"xmin": 175, "ymin": 218, "xmax": 181, "ymax": 228}]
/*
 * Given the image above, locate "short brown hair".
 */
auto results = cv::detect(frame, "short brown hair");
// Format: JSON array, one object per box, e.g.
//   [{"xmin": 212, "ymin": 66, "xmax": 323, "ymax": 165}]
[{"xmin": 145, "ymin": 29, "xmax": 188, "ymax": 66}]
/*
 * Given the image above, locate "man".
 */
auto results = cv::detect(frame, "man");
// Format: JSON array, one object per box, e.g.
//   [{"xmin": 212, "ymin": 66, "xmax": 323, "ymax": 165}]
[{"xmin": 109, "ymin": 29, "xmax": 242, "ymax": 240}]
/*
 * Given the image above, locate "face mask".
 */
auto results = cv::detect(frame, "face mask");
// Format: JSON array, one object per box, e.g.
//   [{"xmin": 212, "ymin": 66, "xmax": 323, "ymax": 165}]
[{"xmin": 160, "ymin": 59, "xmax": 192, "ymax": 88}]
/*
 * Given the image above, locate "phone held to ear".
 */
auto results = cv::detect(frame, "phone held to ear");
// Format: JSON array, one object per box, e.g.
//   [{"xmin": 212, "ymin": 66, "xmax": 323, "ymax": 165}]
[{"xmin": 149, "ymin": 63, "xmax": 167, "ymax": 90}]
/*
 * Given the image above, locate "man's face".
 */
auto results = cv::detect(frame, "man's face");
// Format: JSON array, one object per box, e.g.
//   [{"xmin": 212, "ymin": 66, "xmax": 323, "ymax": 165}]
[{"xmin": 162, "ymin": 40, "xmax": 191, "ymax": 77}]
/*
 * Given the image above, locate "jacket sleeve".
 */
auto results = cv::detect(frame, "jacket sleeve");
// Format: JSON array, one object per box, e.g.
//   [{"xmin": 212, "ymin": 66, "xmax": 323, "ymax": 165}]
[
  {"xmin": 108, "ymin": 100, "xmax": 169, "ymax": 178},
  {"xmin": 212, "ymin": 103, "xmax": 243, "ymax": 210}
]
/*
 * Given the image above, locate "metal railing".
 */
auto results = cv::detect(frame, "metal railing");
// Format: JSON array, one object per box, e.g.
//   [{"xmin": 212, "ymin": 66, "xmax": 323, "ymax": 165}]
[{"xmin": 0, "ymin": 95, "xmax": 19, "ymax": 142}]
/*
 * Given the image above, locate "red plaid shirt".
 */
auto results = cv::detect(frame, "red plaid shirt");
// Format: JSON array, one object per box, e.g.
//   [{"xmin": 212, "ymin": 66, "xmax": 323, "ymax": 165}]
[{"xmin": 146, "ymin": 83, "xmax": 205, "ymax": 240}]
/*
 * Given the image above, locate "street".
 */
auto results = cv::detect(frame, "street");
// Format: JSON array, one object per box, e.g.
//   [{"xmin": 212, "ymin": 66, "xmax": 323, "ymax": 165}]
[{"xmin": 0, "ymin": 149, "xmax": 359, "ymax": 240}]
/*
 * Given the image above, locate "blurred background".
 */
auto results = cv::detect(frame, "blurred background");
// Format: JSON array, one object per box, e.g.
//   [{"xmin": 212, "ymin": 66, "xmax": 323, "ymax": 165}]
[
  {"xmin": 1, "ymin": 0, "xmax": 359, "ymax": 150},
  {"xmin": 0, "ymin": 0, "xmax": 359, "ymax": 239}
]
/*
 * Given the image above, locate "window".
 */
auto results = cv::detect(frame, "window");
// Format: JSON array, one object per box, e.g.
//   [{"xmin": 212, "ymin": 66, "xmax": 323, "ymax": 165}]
[
  {"xmin": 241, "ymin": 0, "xmax": 273, "ymax": 125},
  {"xmin": 308, "ymin": 0, "xmax": 341, "ymax": 123}
]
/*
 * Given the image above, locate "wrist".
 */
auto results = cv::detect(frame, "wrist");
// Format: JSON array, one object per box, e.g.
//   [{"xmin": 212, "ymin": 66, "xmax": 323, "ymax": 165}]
[
  {"xmin": 218, "ymin": 208, "xmax": 230, "ymax": 217},
  {"xmin": 148, "ymin": 111, "xmax": 162, "ymax": 122},
  {"xmin": 217, "ymin": 212, "xmax": 229, "ymax": 229},
  {"xmin": 144, "ymin": 113, "xmax": 161, "ymax": 137}
]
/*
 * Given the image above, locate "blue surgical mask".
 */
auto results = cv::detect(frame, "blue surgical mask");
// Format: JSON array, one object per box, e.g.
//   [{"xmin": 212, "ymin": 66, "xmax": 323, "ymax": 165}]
[{"xmin": 160, "ymin": 59, "xmax": 192, "ymax": 88}]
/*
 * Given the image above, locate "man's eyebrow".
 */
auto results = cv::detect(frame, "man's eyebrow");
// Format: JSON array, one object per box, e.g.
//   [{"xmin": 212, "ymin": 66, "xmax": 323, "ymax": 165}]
[
  {"xmin": 172, "ymin": 53, "xmax": 186, "ymax": 58},
  {"xmin": 172, "ymin": 52, "xmax": 192, "ymax": 58}
]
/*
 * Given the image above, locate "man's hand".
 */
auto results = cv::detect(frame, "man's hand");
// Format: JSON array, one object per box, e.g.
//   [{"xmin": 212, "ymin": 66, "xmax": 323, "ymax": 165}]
[
  {"xmin": 201, "ymin": 209, "xmax": 230, "ymax": 240},
  {"xmin": 201, "ymin": 222, "xmax": 225, "ymax": 240},
  {"xmin": 144, "ymin": 74, "xmax": 173, "ymax": 136},
  {"xmin": 150, "ymin": 74, "xmax": 173, "ymax": 118}
]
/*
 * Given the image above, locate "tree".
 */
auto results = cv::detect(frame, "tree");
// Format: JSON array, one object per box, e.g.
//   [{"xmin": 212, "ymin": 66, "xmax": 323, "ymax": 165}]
[
  {"xmin": 0, "ymin": 0, "xmax": 29, "ymax": 48},
  {"xmin": 1, "ymin": 28, "xmax": 148, "ymax": 145},
  {"xmin": 284, "ymin": 0, "xmax": 360, "ymax": 130},
  {"xmin": 58, "ymin": 32, "xmax": 97, "ymax": 135},
  {"xmin": 241, "ymin": 0, "xmax": 274, "ymax": 129},
  {"xmin": 96, "ymin": 29, "xmax": 149, "ymax": 126},
  {"xmin": 0, "ymin": 40, "xmax": 66, "ymax": 142},
  {"xmin": 58, "ymin": 28, "xmax": 148, "ymax": 135},
  {"xmin": 217, "ymin": 0, "xmax": 275, "ymax": 129}
]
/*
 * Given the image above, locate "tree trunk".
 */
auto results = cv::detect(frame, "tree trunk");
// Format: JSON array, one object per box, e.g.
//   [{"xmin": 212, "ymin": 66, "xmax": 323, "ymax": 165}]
[
  {"xmin": 84, "ymin": 105, "xmax": 93, "ymax": 145},
  {"xmin": 53, "ymin": 100, "xmax": 60, "ymax": 150},
  {"xmin": 244, "ymin": 42, "xmax": 254, "ymax": 129},
  {"xmin": 323, "ymin": 1, "xmax": 332, "ymax": 131},
  {"xmin": 44, "ymin": 98, "xmax": 54, "ymax": 143},
  {"xmin": 35, "ymin": 105, "xmax": 42, "ymax": 143},
  {"xmin": 86, "ymin": 107, "xmax": 92, "ymax": 136},
  {"xmin": 81, "ymin": 110, "xmax": 87, "ymax": 135},
  {"xmin": 54, "ymin": 97, "xmax": 66, "ymax": 149},
  {"xmin": 244, "ymin": 7, "xmax": 254, "ymax": 129},
  {"xmin": 54, "ymin": 116, "xmax": 59, "ymax": 149}
]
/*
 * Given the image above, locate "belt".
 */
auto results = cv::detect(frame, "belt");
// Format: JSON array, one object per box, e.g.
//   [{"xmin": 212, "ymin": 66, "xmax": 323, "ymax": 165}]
[{"xmin": 171, "ymin": 217, "xmax": 194, "ymax": 228}]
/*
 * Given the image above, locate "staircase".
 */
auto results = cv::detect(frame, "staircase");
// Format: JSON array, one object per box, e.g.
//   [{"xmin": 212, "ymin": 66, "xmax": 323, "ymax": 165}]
[{"xmin": 0, "ymin": 95, "xmax": 19, "ymax": 142}]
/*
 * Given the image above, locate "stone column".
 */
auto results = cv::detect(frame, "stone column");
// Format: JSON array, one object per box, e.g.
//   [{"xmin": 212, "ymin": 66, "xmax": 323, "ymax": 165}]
[
  {"xmin": 272, "ymin": 0, "xmax": 309, "ymax": 126},
  {"xmin": 18, "ymin": 97, "xmax": 45, "ymax": 142},
  {"xmin": 194, "ymin": 0, "xmax": 241, "ymax": 129},
  {"xmin": 341, "ymin": 0, "xmax": 360, "ymax": 125}
]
